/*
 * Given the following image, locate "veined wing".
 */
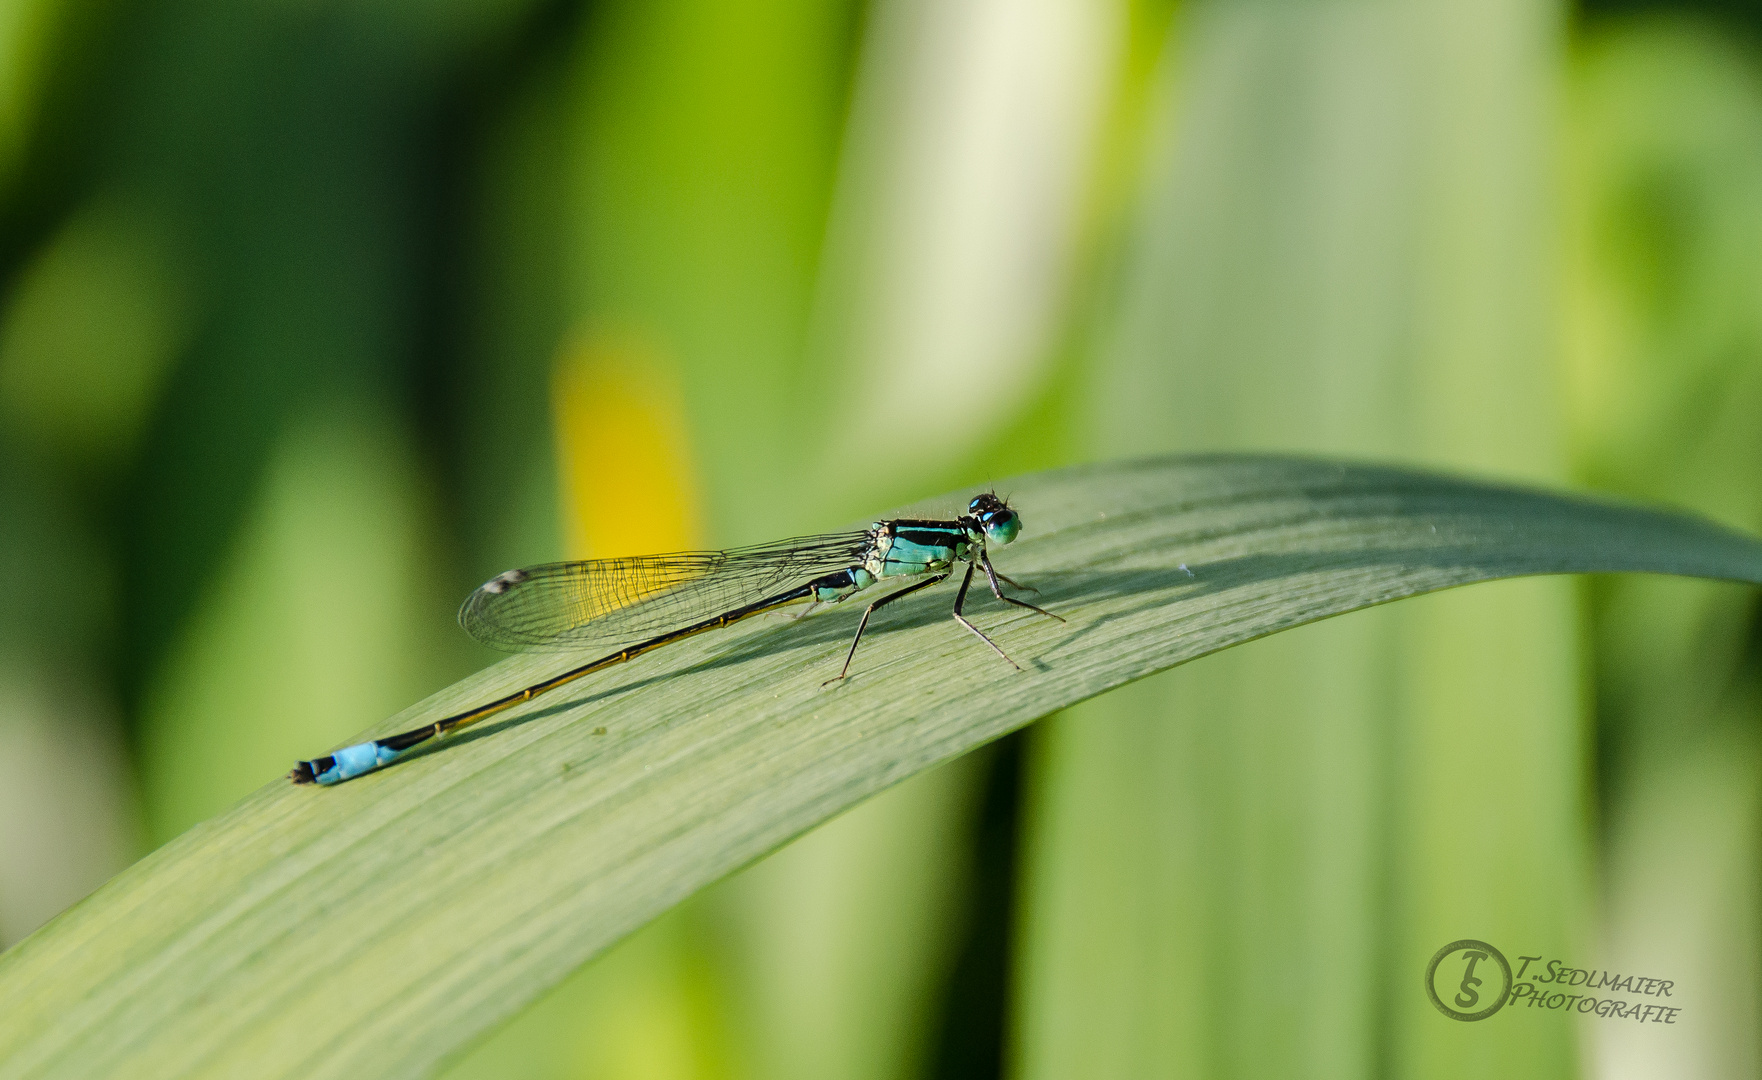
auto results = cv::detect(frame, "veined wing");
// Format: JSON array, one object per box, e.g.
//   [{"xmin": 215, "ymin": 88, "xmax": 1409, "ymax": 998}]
[{"xmin": 459, "ymin": 531, "xmax": 873, "ymax": 651}]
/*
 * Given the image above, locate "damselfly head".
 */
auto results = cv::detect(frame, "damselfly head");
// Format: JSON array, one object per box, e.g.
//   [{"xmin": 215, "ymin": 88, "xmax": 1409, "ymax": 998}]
[{"xmin": 968, "ymin": 492, "xmax": 1021, "ymax": 545}]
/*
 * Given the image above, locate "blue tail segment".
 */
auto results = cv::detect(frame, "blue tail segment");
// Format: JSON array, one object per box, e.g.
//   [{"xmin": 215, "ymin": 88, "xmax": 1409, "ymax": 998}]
[{"xmin": 290, "ymin": 740, "xmax": 405, "ymax": 785}]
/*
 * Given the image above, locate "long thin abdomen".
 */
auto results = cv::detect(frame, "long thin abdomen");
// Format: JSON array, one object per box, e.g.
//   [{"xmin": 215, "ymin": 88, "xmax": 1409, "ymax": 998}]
[{"xmin": 291, "ymin": 570, "xmax": 862, "ymax": 785}]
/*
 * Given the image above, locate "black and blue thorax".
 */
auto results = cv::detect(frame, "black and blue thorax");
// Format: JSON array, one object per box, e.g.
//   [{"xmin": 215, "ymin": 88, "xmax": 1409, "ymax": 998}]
[{"xmin": 807, "ymin": 518, "xmax": 982, "ymax": 604}]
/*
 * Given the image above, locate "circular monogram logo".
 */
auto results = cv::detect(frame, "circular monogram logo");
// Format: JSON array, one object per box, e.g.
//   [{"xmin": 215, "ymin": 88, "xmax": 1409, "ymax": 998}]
[{"xmin": 1425, "ymin": 939, "xmax": 1512, "ymax": 1021}]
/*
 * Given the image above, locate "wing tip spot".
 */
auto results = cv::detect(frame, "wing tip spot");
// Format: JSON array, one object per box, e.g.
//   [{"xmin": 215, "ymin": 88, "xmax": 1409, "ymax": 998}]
[{"xmin": 483, "ymin": 569, "xmax": 529, "ymax": 595}]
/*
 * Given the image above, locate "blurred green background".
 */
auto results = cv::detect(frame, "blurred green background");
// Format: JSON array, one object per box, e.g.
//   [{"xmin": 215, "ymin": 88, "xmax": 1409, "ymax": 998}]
[{"xmin": 1, "ymin": 0, "xmax": 1760, "ymax": 1075}]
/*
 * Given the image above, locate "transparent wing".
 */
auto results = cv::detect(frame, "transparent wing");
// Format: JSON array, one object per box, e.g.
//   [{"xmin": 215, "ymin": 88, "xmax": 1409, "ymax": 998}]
[{"xmin": 459, "ymin": 531, "xmax": 872, "ymax": 651}]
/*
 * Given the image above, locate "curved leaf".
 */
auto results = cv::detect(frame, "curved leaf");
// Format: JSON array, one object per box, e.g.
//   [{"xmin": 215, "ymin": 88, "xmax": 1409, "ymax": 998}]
[{"xmin": 2, "ymin": 455, "xmax": 1759, "ymax": 1080}]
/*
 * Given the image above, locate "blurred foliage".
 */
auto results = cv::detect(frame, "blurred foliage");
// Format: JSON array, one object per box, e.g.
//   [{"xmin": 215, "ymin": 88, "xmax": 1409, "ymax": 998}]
[
  {"xmin": 0, "ymin": 0, "xmax": 1758, "ymax": 1075},
  {"xmin": 1566, "ymin": 16, "xmax": 1762, "ymax": 1072}
]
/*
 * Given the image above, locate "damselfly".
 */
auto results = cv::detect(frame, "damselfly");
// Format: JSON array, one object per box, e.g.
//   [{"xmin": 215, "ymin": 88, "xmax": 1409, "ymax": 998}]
[{"xmin": 291, "ymin": 493, "xmax": 1060, "ymax": 785}]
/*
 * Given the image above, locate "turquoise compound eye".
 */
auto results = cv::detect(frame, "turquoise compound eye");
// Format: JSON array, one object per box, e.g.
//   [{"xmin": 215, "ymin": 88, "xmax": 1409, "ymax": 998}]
[{"xmin": 984, "ymin": 513, "xmax": 1020, "ymax": 545}]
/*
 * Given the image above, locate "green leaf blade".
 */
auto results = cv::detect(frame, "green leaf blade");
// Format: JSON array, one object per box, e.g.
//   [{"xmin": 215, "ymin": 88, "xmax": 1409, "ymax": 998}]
[{"xmin": 2, "ymin": 454, "xmax": 1758, "ymax": 1080}]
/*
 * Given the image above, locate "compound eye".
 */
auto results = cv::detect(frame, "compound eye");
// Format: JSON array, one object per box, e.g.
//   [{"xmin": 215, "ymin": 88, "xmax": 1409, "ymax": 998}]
[{"xmin": 983, "ymin": 510, "xmax": 1020, "ymax": 545}]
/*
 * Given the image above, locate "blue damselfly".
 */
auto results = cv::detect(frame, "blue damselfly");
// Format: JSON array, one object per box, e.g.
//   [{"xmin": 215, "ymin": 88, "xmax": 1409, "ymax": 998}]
[{"xmin": 292, "ymin": 493, "xmax": 1058, "ymax": 785}]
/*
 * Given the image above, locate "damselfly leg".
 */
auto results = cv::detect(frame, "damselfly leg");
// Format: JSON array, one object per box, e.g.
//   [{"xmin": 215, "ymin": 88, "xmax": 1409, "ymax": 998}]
[
  {"xmin": 980, "ymin": 549, "xmax": 1065, "ymax": 623},
  {"xmin": 950, "ymin": 561, "xmax": 1021, "ymax": 669},
  {"xmin": 824, "ymin": 573, "xmax": 949, "ymax": 686}
]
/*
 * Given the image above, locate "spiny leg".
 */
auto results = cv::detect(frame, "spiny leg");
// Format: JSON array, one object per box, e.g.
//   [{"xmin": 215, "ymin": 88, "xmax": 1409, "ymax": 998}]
[
  {"xmin": 824, "ymin": 573, "xmax": 949, "ymax": 686},
  {"xmin": 980, "ymin": 549, "xmax": 1064, "ymax": 623},
  {"xmin": 991, "ymin": 569, "xmax": 1036, "ymax": 593},
  {"xmin": 952, "ymin": 562, "xmax": 1021, "ymax": 670}
]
